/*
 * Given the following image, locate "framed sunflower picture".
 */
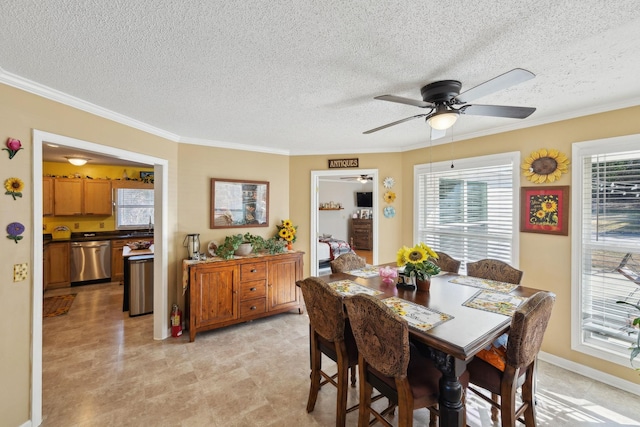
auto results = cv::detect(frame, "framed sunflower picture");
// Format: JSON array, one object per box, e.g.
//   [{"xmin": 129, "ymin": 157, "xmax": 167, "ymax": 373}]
[{"xmin": 520, "ymin": 186, "xmax": 569, "ymax": 236}]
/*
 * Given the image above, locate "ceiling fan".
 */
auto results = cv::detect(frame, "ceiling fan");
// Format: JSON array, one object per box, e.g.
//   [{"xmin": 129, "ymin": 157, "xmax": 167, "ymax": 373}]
[
  {"xmin": 341, "ymin": 174, "xmax": 373, "ymax": 184},
  {"xmin": 364, "ymin": 68, "xmax": 536, "ymax": 139}
]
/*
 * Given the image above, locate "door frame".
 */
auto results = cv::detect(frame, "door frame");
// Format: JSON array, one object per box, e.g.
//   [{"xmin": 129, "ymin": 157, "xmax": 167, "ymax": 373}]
[
  {"xmin": 309, "ymin": 169, "xmax": 378, "ymax": 275},
  {"xmin": 31, "ymin": 130, "xmax": 169, "ymax": 426}
]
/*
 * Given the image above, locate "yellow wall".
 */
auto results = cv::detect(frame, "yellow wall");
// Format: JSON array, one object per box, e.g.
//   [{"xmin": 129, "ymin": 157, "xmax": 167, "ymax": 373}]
[
  {"xmin": 42, "ymin": 162, "xmax": 154, "ymax": 232},
  {"xmin": 3, "ymin": 79, "xmax": 640, "ymax": 425}
]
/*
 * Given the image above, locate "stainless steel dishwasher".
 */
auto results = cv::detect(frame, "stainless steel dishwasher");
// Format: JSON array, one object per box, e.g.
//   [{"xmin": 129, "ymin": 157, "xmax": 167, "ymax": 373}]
[{"xmin": 70, "ymin": 240, "xmax": 112, "ymax": 284}]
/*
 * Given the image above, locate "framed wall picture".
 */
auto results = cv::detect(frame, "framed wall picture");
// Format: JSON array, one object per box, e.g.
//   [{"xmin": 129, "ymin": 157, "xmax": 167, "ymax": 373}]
[
  {"xmin": 210, "ymin": 178, "xmax": 269, "ymax": 228},
  {"xmin": 140, "ymin": 171, "xmax": 154, "ymax": 183},
  {"xmin": 520, "ymin": 186, "xmax": 569, "ymax": 235}
]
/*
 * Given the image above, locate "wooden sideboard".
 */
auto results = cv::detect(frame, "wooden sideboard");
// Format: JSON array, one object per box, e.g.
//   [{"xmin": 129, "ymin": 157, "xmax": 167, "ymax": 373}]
[
  {"xmin": 186, "ymin": 251, "xmax": 303, "ymax": 341},
  {"xmin": 350, "ymin": 218, "xmax": 373, "ymax": 250}
]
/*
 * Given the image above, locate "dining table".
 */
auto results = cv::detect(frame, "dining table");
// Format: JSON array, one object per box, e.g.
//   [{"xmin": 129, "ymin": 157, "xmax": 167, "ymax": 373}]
[{"xmin": 318, "ymin": 264, "xmax": 542, "ymax": 427}]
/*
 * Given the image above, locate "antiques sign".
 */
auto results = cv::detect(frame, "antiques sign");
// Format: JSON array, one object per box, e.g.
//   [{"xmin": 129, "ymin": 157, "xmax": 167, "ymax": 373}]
[{"xmin": 328, "ymin": 158, "xmax": 359, "ymax": 169}]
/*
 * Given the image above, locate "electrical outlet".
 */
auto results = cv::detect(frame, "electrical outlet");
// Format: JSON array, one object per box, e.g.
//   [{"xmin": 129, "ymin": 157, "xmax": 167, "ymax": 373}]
[
  {"xmin": 99, "ymin": 222, "xmax": 104, "ymax": 228},
  {"xmin": 14, "ymin": 263, "xmax": 28, "ymax": 282},
  {"xmin": 74, "ymin": 223, "xmax": 79, "ymax": 229}
]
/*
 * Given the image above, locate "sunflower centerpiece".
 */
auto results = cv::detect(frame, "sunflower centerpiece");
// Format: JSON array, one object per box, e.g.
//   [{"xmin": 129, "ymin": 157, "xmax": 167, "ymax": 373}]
[
  {"xmin": 396, "ymin": 243, "xmax": 441, "ymax": 291},
  {"xmin": 276, "ymin": 219, "xmax": 297, "ymax": 250}
]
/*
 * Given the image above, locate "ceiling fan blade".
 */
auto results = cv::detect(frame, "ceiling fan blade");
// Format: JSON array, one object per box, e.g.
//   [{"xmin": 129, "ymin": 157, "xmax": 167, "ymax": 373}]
[
  {"xmin": 363, "ymin": 114, "xmax": 429, "ymax": 134},
  {"xmin": 431, "ymin": 127, "xmax": 446, "ymax": 140},
  {"xmin": 374, "ymin": 95, "xmax": 434, "ymax": 108},
  {"xmin": 454, "ymin": 68, "xmax": 535, "ymax": 104},
  {"xmin": 459, "ymin": 104, "xmax": 536, "ymax": 119}
]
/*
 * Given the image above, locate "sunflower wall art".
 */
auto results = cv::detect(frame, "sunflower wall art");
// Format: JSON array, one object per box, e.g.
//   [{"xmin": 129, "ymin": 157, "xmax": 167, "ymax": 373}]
[
  {"xmin": 521, "ymin": 148, "xmax": 569, "ymax": 184},
  {"xmin": 520, "ymin": 186, "xmax": 569, "ymax": 236},
  {"xmin": 4, "ymin": 177, "xmax": 24, "ymax": 200}
]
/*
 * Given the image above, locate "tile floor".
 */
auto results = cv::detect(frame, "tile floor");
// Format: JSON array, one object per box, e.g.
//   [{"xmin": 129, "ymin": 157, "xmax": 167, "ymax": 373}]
[{"xmin": 42, "ymin": 282, "xmax": 640, "ymax": 426}]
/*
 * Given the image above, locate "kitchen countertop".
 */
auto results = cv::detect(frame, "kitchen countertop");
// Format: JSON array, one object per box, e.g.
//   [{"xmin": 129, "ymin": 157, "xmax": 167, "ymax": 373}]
[{"xmin": 44, "ymin": 230, "xmax": 154, "ymax": 243}]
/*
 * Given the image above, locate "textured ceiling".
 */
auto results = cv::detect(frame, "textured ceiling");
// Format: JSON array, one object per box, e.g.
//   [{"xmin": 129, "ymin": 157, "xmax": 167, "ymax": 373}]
[{"xmin": 2, "ymin": 1, "xmax": 640, "ymax": 156}]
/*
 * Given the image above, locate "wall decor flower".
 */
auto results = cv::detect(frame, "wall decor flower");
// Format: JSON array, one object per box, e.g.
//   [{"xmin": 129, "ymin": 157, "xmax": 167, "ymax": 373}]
[
  {"xmin": 4, "ymin": 177, "xmax": 24, "ymax": 200},
  {"xmin": 383, "ymin": 191, "xmax": 396, "ymax": 203},
  {"xmin": 3, "ymin": 138, "xmax": 23, "ymax": 159},
  {"xmin": 522, "ymin": 148, "xmax": 569, "ymax": 183},
  {"xmin": 276, "ymin": 219, "xmax": 297, "ymax": 243},
  {"xmin": 7, "ymin": 222, "xmax": 25, "ymax": 243}
]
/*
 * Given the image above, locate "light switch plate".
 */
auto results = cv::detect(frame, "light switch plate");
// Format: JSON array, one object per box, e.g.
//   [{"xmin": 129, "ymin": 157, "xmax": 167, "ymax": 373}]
[{"xmin": 14, "ymin": 263, "xmax": 28, "ymax": 282}]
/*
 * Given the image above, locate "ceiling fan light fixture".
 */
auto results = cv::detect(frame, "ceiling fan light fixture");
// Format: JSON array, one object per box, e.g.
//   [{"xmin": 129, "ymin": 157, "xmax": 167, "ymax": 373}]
[
  {"xmin": 427, "ymin": 108, "xmax": 459, "ymax": 130},
  {"xmin": 66, "ymin": 156, "xmax": 90, "ymax": 166}
]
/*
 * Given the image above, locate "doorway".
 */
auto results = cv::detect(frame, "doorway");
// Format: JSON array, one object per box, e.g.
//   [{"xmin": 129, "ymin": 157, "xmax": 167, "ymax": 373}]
[
  {"xmin": 309, "ymin": 169, "xmax": 378, "ymax": 276},
  {"xmin": 31, "ymin": 130, "xmax": 169, "ymax": 426}
]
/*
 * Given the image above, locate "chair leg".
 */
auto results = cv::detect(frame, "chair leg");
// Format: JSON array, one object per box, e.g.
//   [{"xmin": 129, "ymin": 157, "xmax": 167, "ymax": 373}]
[
  {"xmin": 306, "ymin": 335, "xmax": 322, "ymax": 413},
  {"xmin": 490, "ymin": 393, "xmax": 499, "ymax": 422},
  {"xmin": 522, "ymin": 365, "xmax": 537, "ymax": 427},
  {"xmin": 358, "ymin": 361, "xmax": 373, "ymax": 427},
  {"xmin": 336, "ymin": 353, "xmax": 349, "ymax": 427}
]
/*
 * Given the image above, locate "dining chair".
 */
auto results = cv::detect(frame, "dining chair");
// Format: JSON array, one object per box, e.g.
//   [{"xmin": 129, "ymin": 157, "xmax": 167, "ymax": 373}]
[
  {"xmin": 467, "ymin": 291, "xmax": 555, "ymax": 427},
  {"xmin": 297, "ymin": 277, "xmax": 358, "ymax": 427},
  {"xmin": 344, "ymin": 293, "xmax": 461, "ymax": 427},
  {"xmin": 434, "ymin": 251, "xmax": 461, "ymax": 273},
  {"xmin": 330, "ymin": 252, "xmax": 366, "ymax": 273},
  {"xmin": 467, "ymin": 259, "xmax": 523, "ymax": 285}
]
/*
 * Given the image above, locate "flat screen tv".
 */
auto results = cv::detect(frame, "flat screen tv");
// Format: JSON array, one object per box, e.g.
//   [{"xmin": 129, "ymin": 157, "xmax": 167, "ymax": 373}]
[{"xmin": 356, "ymin": 192, "xmax": 373, "ymax": 207}]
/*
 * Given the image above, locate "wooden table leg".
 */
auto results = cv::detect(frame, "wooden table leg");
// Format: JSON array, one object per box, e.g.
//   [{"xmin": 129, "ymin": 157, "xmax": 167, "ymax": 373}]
[{"xmin": 427, "ymin": 348, "xmax": 467, "ymax": 427}]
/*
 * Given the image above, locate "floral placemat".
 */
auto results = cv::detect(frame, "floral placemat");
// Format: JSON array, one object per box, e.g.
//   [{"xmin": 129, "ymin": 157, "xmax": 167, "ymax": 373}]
[
  {"xmin": 382, "ymin": 297, "xmax": 454, "ymax": 332},
  {"xmin": 449, "ymin": 275, "xmax": 519, "ymax": 293},
  {"xmin": 328, "ymin": 280, "xmax": 383, "ymax": 296},
  {"xmin": 346, "ymin": 266, "xmax": 380, "ymax": 278},
  {"xmin": 462, "ymin": 290, "xmax": 528, "ymax": 316}
]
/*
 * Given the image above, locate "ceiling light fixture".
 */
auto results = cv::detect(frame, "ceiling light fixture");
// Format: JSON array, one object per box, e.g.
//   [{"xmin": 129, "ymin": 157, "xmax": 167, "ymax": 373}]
[
  {"xmin": 427, "ymin": 105, "xmax": 459, "ymax": 130},
  {"xmin": 66, "ymin": 156, "xmax": 90, "ymax": 166}
]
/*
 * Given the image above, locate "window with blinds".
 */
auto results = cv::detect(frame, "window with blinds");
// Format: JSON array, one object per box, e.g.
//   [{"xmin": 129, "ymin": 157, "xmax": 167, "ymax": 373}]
[
  {"xmin": 115, "ymin": 188, "xmax": 154, "ymax": 229},
  {"xmin": 572, "ymin": 136, "xmax": 640, "ymax": 364},
  {"xmin": 414, "ymin": 152, "xmax": 520, "ymax": 272}
]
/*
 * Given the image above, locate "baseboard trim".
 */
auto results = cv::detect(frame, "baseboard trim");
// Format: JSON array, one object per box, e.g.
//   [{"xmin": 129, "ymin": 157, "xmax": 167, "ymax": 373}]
[{"xmin": 538, "ymin": 351, "xmax": 640, "ymax": 396}]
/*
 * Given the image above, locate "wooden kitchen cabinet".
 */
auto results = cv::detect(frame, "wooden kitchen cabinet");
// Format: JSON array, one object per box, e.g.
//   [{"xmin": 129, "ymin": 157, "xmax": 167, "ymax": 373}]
[
  {"xmin": 350, "ymin": 218, "xmax": 373, "ymax": 250},
  {"xmin": 84, "ymin": 180, "xmax": 112, "ymax": 215},
  {"xmin": 46, "ymin": 242, "xmax": 71, "ymax": 289},
  {"xmin": 187, "ymin": 251, "xmax": 303, "ymax": 341},
  {"xmin": 43, "ymin": 177, "xmax": 54, "ymax": 216},
  {"xmin": 52, "ymin": 178, "xmax": 112, "ymax": 216},
  {"xmin": 53, "ymin": 178, "xmax": 83, "ymax": 216},
  {"xmin": 111, "ymin": 239, "xmax": 127, "ymax": 284}
]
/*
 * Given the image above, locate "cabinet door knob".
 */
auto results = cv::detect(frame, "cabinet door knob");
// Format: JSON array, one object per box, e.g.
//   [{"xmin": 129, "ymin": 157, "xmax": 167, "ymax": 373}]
[
  {"xmin": 250, "ymin": 269, "xmax": 257, "ymax": 273},
  {"xmin": 250, "ymin": 287, "xmax": 257, "ymax": 291},
  {"xmin": 250, "ymin": 306, "xmax": 257, "ymax": 310}
]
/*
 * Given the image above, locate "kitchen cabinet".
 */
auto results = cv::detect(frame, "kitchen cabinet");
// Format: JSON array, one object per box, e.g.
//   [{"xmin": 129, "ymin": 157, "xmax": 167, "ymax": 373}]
[
  {"xmin": 187, "ymin": 251, "xmax": 303, "ymax": 341},
  {"xmin": 43, "ymin": 177, "xmax": 54, "ymax": 216},
  {"xmin": 52, "ymin": 178, "xmax": 112, "ymax": 216},
  {"xmin": 111, "ymin": 239, "xmax": 127, "ymax": 284},
  {"xmin": 350, "ymin": 218, "xmax": 373, "ymax": 250},
  {"xmin": 46, "ymin": 242, "xmax": 71, "ymax": 289}
]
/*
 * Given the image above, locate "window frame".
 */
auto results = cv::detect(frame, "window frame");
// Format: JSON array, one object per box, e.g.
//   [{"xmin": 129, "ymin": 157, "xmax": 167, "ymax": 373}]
[
  {"xmin": 413, "ymin": 151, "xmax": 521, "ymax": 272},
  {"xmin": 114, "ymin": 187, "xmax": 155, "ymax": 230},
  {"xmin": 571, "ymin": 134, "xmax": 640, "ymax": 367}
]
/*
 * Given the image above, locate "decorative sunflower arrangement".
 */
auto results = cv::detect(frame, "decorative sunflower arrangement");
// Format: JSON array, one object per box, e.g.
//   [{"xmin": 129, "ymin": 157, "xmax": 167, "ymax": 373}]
[
  {"xmin": 522, "ymin": 148, "xmax": 569, "ymax": 183},
  {"xmin": 276, "ymin": 219, "xmax": 297, "ymax": 243},
  {"xmin": 5, "ymin": 177, "xmax": 24, "ymax": 200},
  {"xmin": 528, "ymin": 194, "xmax": 559, "ymax": 227},
  {"xmin": 396, "ymin": 242, "xmax": 441, "ymax": 281}
]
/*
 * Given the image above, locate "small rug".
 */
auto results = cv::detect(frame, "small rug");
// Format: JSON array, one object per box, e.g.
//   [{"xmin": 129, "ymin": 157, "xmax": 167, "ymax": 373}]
[{"xmin": 43, "ymin": 294, "xmax": 77, "ymax": 318}]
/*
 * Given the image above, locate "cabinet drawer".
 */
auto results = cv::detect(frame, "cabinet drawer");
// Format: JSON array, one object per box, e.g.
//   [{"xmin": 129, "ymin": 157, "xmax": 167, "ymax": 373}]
[
  {"xmin": 240, "ymin": 262, "xmax": 266, "ymax": 281},
  {"xmin": 240, "ymin": 298, "xmax": 267, "ymax": 317},
  {"xmin": 240, "ymin": 280, "xmax": 267, "ymax": 300}
]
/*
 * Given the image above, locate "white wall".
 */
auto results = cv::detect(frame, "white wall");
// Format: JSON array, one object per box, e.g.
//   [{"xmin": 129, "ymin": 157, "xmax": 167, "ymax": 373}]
[{"xmin": 319, "ymin": 179, "xmax": 372, "ymax": 240}]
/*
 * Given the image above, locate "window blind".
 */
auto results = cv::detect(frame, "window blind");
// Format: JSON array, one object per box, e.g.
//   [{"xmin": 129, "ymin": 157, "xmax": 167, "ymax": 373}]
[
  {"xmin": 415, "ymin": 153, "xmax": 519, "ymax": 272},
  {"xmin": 577, "ymin": 148, "xmax": 640, "ymax": 356},
  {"xmin": 115, "ymin": 188, "xmax": 154, "ymax": 229}
]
